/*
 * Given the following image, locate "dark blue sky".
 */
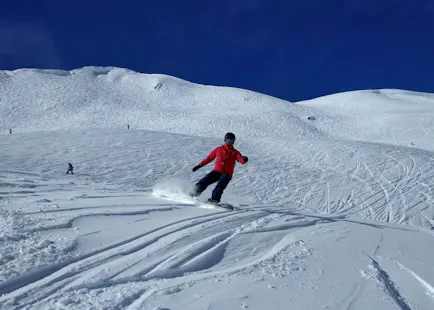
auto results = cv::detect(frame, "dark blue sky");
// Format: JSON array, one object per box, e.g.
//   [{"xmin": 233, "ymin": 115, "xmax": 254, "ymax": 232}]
[{"xmin": 1, "ymin": 0, "xmax": 434, "ymax": 101}]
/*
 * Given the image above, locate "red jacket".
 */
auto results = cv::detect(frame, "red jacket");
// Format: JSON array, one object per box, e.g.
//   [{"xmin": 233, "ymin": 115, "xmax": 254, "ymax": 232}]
[{"xmin": 199, "ymin": 144, "xmax": 246, "ymax": 176}]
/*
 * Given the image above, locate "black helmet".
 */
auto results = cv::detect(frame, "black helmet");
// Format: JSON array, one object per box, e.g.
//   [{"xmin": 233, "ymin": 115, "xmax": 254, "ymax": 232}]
[{"xmin": 224, "ymin": 132, "xmax": 236, "ymax": 141}]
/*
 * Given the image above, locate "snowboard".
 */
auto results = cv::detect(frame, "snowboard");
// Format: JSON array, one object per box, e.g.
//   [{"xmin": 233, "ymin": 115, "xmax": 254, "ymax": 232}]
[{"xmin": 202, "ymin": 200, "xmax": 234, "ymax": 210}]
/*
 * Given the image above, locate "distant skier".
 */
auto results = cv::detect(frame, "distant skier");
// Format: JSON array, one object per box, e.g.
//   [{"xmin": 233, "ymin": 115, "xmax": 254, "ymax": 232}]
[
  {"xmin": 190, "ymin": 132, "xmax": 248, "ymax": 203},
  {"xmin": 66, "ymin": 163, "xmax": 74, "ymax": 175},
  {"xmin": 9, "ymin": 129, "xmax": 12, "ymax": 134}
]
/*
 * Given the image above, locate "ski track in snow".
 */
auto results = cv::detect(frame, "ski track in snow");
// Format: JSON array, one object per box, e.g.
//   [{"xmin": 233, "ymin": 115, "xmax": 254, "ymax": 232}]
[{"xmin": 1, "ymin": 68, "xmax": 434, "ymax": 309}]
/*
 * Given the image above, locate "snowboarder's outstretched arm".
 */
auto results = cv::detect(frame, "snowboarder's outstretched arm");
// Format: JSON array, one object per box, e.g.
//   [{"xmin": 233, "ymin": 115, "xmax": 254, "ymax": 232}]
[
  {"xmin": 236, "ymin": 151, "xmax": 248, "ymax": 164},
  {"xmin": 192, "ymin": 148, "xmax": 217, "ymax": 172},
  {"xmin": 200, "ymin": 148, "xmax": 218, "ymax": 167}
]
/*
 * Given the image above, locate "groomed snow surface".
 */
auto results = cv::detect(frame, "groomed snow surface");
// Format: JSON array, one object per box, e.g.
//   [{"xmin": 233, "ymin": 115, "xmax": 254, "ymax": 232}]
[{"xmin": 1, "ymin": 67, "xmax": 434, "ymax": 310}]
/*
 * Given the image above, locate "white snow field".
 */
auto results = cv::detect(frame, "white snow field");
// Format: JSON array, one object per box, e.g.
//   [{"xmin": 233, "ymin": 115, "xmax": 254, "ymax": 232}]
[{"xmin": 1, "ymin": 67, "xmax": 434, "ymax": 310}]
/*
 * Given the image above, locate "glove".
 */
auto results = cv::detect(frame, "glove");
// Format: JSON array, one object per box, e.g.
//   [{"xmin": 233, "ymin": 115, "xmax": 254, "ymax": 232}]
[
  {"xmin": 243, "ymin": 156, "xmax": 249, "ymax": 163},
  {"xmin": 192, "ymin": 165, "xmax": 201, "ymax": 172}
]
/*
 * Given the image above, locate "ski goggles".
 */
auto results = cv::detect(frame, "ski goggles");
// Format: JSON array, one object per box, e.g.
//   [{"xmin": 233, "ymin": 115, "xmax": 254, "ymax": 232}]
[{"xmin": 224, "ymin": 138, "xmax": 235, "ymax": 143}]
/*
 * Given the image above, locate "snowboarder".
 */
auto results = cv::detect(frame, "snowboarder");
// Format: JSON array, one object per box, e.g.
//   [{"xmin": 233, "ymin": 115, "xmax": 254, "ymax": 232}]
[
  {"xmin": 190, "ymin": 132, "xmax": 248, "ymax": 203},
  {"xmin": 66, "ymin": 163, "xmax": 74, "ymax": 174}
]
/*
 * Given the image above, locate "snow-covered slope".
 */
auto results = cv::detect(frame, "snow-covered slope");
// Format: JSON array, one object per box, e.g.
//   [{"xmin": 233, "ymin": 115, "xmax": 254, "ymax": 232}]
[
  {"xmin": 0, "ymin": 67, "xmax": 321, "ymax": 140},
  {"xmin": 2, "ymin": 67, "xmax": 434, "ymax": 150},
  {"xmin": 1, "ymin": 67, "xmax": 434, "ymax": 310}
]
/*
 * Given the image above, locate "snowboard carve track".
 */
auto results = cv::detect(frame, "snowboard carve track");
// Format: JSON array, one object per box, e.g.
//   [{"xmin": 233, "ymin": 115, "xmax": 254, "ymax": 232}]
[
  {"xmin": 123, "ymin": 232, "xmax": 306, "ymax": 309},
  {"xmin": 369, "ymin": 257, "xmax": 412, "ymax": 310},
  {"xmin": 1, "ymin": 210, "xmax": 313, "ymax": 309},
  {"xmin": 28, "ymin": 207, "xmax": 178, "ymax": 232},
  {"xmin": 0, "ymin": 210, "xmax": 240, "ymax": 302}
]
